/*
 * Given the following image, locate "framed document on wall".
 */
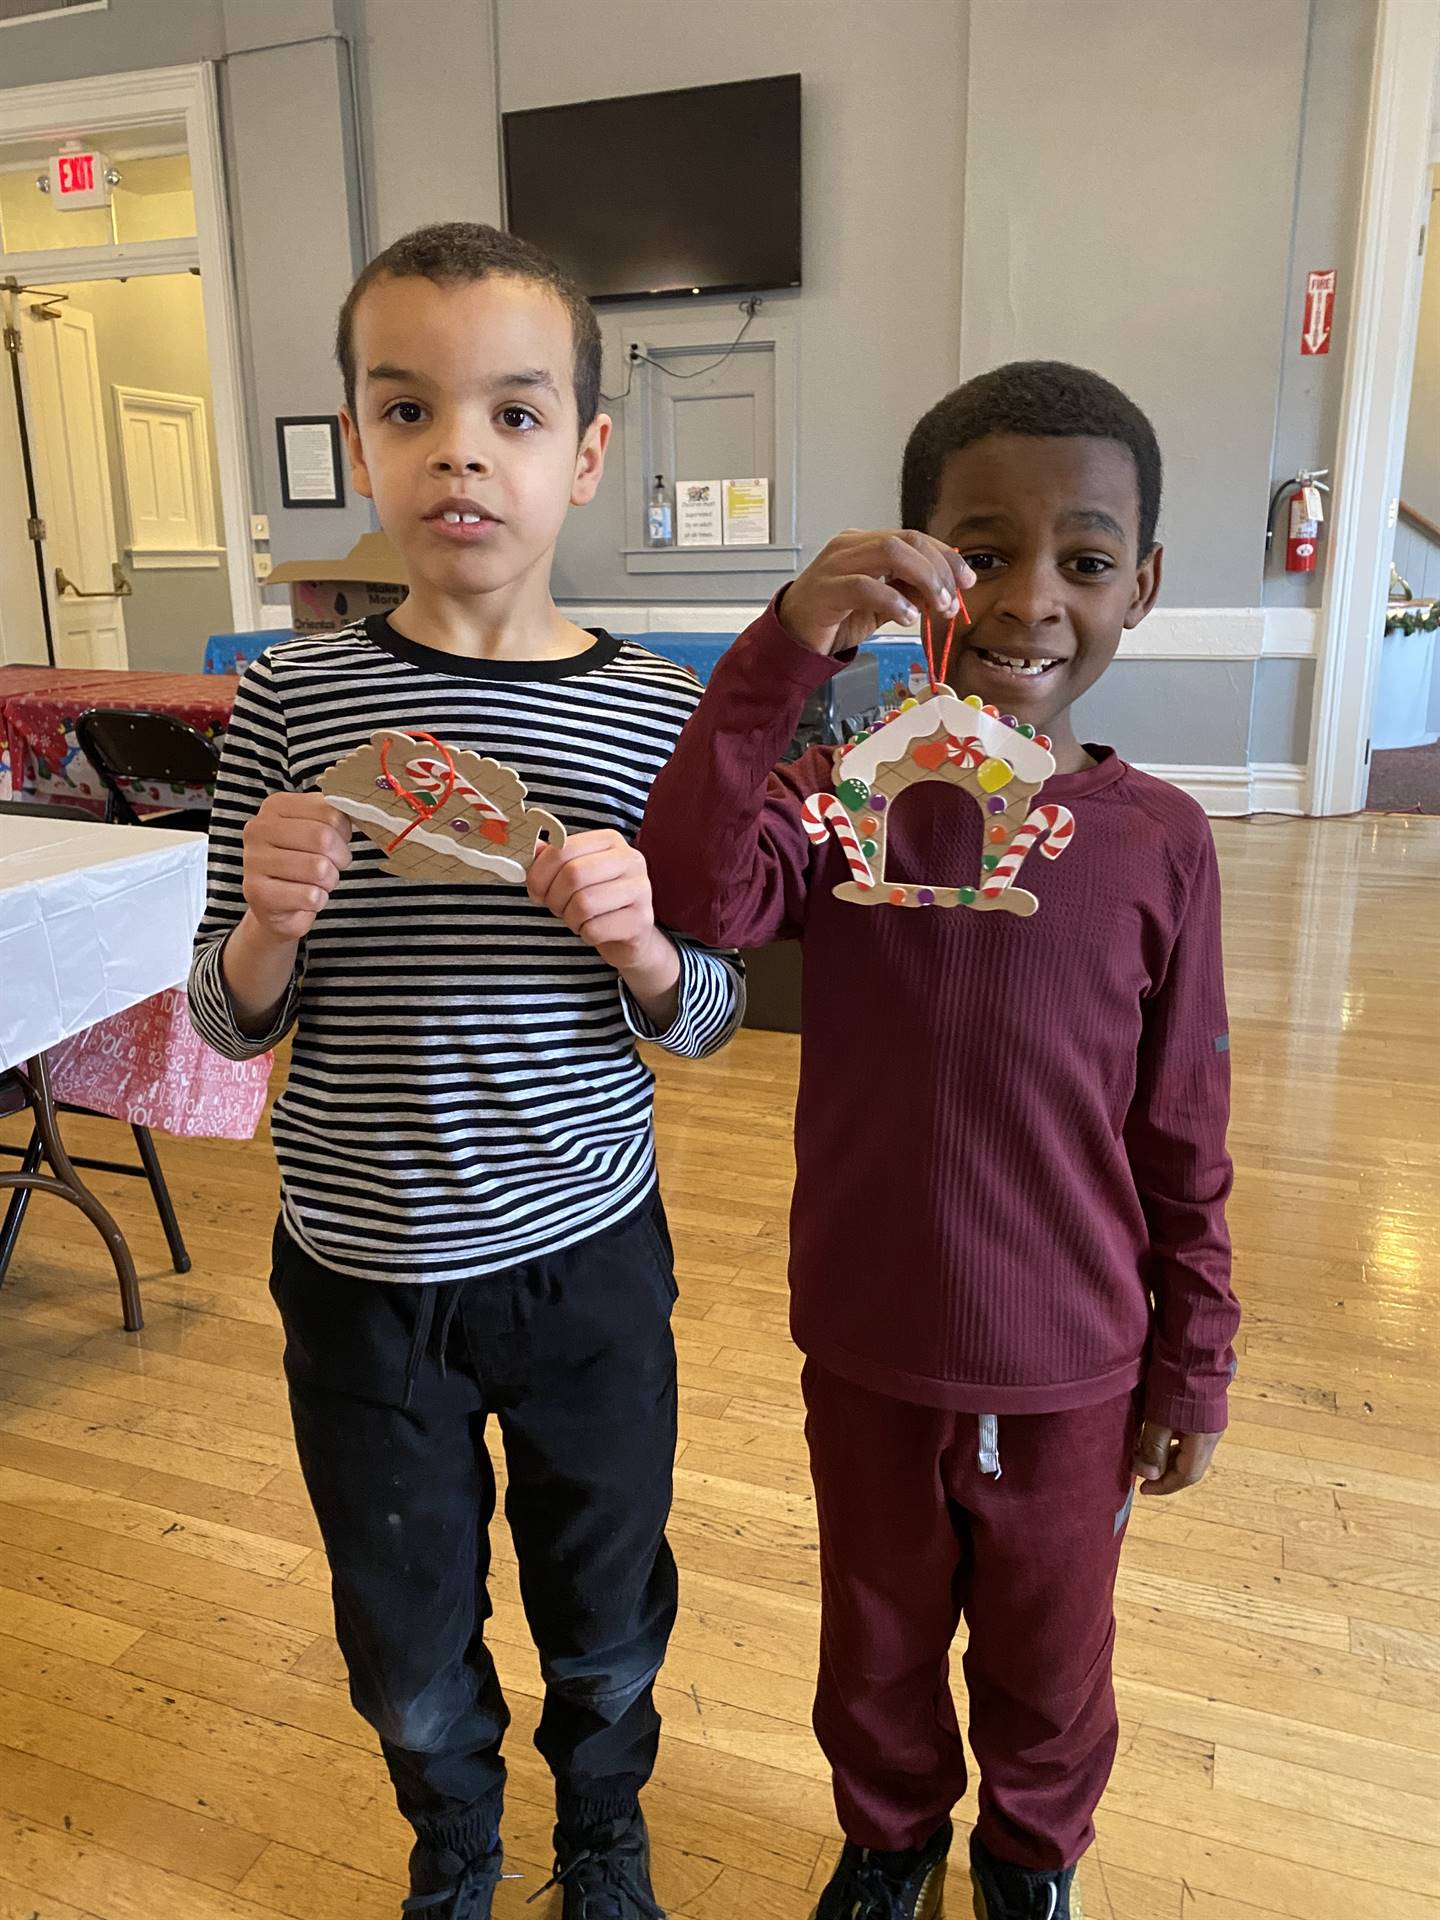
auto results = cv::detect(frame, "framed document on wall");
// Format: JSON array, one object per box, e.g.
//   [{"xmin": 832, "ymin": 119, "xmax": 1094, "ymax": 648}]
[{"xmin": 276, "ymin": 415, "xmax": 345, "ymax": 508}]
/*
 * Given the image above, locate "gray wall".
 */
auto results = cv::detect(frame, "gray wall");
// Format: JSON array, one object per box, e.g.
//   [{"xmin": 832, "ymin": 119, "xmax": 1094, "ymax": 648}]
[
  {"xmin": 1250, "ymin": 659, "xmax": 1319, "ymax": 764},
  {"xmin": 347, "ymin": 0, "xmax": 503, "ymax": 248},
  {"xmin": 1266, "ymin": 0, "xmax": 1378, "ymax": 612},
  {"xmin": 1072, "ymin": 664, "xmax": 1254, "ymax": 769},
  {"xmin": 1394, "ymin": 512, "xmax": 1440, "ymax": 601},
  {"xmin": 0, "ymin": 0, "xmax": 1384, "ymax": 774},
  {"xmin": 961, "ymin": 0, "xmax": 1308, "ymax": 612},
  {"xmin": 497, "ymin": 0, "xmax": 967, "ymax": 606}
]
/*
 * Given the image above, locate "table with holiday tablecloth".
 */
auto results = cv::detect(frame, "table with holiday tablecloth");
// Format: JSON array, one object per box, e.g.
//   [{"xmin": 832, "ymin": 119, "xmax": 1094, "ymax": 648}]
[
  {"xmin": 0, "ymin": 809, "xmax": 274, "ymax": 1328},
  {"xmin": 0, "ymin": 665, "xmax": 239, "ymax": 813}
]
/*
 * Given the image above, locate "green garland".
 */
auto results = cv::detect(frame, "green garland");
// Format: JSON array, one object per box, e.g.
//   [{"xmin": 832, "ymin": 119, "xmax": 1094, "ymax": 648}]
[{"xmin": 1385, "ymin": 602, "xmax": 1440, "ymax": 636}]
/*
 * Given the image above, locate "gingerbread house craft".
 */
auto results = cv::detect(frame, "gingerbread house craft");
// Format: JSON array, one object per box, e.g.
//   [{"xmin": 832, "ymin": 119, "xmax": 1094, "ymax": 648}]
[
  {"xmin": 802, "ymin": 690, "xmax": 1075, "ymax": 918},
  {"xmin": 319, "ymin": 729, "xmax": 566, "ymax": 884}
]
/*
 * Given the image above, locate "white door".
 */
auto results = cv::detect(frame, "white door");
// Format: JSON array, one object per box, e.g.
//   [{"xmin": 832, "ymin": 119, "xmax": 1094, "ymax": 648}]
[
  {"xmin": 0, "ymin": 338, "xmax": 48, "ymax": 666},
  {"xmin": 20, "ymin": 298, "xmax": 130, "ymax": 669}
]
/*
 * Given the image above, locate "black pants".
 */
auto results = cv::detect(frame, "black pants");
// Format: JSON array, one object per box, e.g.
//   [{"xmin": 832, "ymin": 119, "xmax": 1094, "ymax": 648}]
[{"xmin": 269, "ymin": 1200, "xmax": 679, "ymax": 1876}]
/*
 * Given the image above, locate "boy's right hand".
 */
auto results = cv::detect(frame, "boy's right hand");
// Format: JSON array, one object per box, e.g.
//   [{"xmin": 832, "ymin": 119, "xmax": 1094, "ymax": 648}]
[
  {"xmin": 780, "ymin": 530, "xmax": 975, "ymax": 657},
  {"xmin": 242, "ymin": 792, "xmax": 353, "ymax": 943}
]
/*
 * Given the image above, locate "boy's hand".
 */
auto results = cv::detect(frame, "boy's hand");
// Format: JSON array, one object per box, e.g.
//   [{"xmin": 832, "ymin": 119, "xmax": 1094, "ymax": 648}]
[
  {"xmin": 780, "ymin": 530, "xmax": 975, "ymax": 657},
  {"xmin": 242, "ymin": 792, "xmax": 353, "ymax": 943},
  {"xmin": 1132, "ymin": 1423, "xmax": 1222, "ymax": 1496},
  {"xmin": 528, "ymin": 832, "xmax": 679, "ymax": 1008}
]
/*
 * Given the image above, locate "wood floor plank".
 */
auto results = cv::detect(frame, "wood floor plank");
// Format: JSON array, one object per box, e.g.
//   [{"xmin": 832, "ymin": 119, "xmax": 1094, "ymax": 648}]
[{"xmin": 1, "ymin": 814, "xmax": 1436, "ymax": 1917}]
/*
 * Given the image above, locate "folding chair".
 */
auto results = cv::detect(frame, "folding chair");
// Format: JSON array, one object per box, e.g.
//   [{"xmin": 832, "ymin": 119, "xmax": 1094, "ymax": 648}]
[{"xmin": 74, "ymin": 707, "xmax": 220, "ymax": 832}]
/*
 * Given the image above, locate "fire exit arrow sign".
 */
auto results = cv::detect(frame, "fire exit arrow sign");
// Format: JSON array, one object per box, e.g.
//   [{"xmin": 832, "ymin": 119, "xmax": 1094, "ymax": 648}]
[{"xmin": 1301, "ymin": 270, "xmax": 1336, "ymax": 356}]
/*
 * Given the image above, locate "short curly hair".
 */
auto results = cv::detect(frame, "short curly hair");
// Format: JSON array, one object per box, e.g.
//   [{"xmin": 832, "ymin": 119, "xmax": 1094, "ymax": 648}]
[
  {"xmin": 901, "ymin": 361, "xmax": 1162, "ymax": 556},
  {"xmin": 336, "ymin": 222, "xmax": 602, "ymax": 431}
]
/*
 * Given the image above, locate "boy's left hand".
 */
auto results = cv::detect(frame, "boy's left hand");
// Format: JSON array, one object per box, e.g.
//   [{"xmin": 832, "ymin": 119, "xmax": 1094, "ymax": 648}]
[
  {"xmin": 1132, "ymin": 1423, "xmax": 1222, "ymax": 1496},
  {"xmin": 528, "ymin": 831, "xmax": 679, "ymax": 997}
]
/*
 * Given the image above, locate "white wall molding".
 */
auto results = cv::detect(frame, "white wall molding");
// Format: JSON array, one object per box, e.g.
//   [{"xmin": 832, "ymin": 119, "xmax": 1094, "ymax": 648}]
[
  {"xmin": 559, "ymin": 600, "xmax": 1321, "ymax": 661},
  {"xmin": 1123, "ymin": 607, "xmax": 1265, "ymax": 660},
  {"xmin": 1139, "ymin": 761, "xmax": 1310, "ymax": 817},
  {"xmin": 1261, "ymin": 607, "xmax": 1320, "ymax": 657}
]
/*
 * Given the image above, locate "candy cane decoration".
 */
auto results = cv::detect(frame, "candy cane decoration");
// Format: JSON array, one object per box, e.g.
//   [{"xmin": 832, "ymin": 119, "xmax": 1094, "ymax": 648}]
[
  {"xmin": 948, "ymin": 734, "xmax": 984, "ymax": 770},
  {"xmin": 802, "ymin": 791, "xmax": 876, "ymax": 889},
  {"xmin": 405, "ymin": 755, "xmax": 510, "ymax": 827},
  {"xmin": 980, "ymin": 802, "xmax": 1075, "ymax": 898}
]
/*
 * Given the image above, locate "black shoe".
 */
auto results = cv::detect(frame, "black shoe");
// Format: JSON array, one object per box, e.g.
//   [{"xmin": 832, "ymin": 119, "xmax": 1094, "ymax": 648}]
[
  {"xmin": 530, "ymin": 1811, "xmax": 665, "ymax": 1918},
  {"xmin": 969, "ymin": 1834, "xmax": 1078, "ymax": 1920},
  {"xmin": 401, "ymin": 1845, "xmax": 508, "ymax": 1918},
  {"xmin": 812, "ymin": 1820, "xmax": 950, "ymax": 1918}
]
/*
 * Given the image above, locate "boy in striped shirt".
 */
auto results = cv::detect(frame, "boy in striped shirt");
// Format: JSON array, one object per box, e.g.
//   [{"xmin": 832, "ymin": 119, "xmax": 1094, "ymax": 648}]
[{"xmin": 190, "ymin": 223, "xmax": 742, "ymax": 1920}]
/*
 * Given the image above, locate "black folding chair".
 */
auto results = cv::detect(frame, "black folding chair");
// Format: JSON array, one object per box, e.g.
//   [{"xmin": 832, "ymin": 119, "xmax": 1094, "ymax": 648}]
[{"xmin": 74, "ymin": 707, "xmax": 220, "ymax": 832}]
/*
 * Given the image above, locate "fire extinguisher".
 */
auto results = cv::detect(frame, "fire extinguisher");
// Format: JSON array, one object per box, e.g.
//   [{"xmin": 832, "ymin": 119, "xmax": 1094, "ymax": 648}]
[{"xmin": 1266, "ymin": 469, "xmax": 1330, "ymax": 573}]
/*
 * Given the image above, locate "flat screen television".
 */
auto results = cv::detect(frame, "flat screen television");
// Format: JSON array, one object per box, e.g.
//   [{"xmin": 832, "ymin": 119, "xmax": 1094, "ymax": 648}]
[{"xmin": 503, "ymin": 74, "xmax": 802, "ymax": 305}]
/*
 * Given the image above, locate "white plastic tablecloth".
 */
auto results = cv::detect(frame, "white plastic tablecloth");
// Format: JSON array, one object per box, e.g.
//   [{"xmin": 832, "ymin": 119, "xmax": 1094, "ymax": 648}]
[{"xmin": 0, "ymin": 817, "xmax": 207, "ymax": 1073}]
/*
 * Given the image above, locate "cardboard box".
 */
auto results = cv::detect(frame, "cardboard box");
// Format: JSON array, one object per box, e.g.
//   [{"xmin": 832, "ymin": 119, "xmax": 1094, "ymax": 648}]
[{"xmin": 267, "ymin": 532, "xmax": 408, "ymax": 634}]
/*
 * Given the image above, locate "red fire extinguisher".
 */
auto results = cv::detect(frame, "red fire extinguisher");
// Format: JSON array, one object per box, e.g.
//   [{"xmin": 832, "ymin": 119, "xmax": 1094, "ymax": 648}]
[
  {"xmin": 1287, "ymin": 486, "xmax": 1319, "ymax": 572},
  {"xmin": 1268, "ymin": 469, "xmax": 1329, "ymax": 573}
]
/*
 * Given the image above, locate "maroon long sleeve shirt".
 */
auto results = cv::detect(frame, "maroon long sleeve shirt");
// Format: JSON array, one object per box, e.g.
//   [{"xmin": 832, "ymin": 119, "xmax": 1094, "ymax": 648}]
[{"xmin": 639, "ymin": 608, "xmax": 1239, "ymax": 1432}]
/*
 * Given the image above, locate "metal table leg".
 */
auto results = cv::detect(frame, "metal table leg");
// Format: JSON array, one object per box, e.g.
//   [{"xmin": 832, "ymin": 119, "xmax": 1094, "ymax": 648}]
[{"xmin": 0, "ymin": 1051, "xmax": 142, "ymax": 1331}]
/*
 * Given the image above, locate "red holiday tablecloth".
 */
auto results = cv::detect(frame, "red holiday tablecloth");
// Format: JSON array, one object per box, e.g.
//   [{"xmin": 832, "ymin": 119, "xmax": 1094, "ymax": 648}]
[
  {"xmin": 45, "ymin": 988, "xmax": 273, "ymax": 1140},
  {"xmin": 0, "ymin": 665, "xmax": 238, "ymax": 813},
  {"xmin": 1, "ymin": 670, "xmax": 272, "ymax": 1140}
]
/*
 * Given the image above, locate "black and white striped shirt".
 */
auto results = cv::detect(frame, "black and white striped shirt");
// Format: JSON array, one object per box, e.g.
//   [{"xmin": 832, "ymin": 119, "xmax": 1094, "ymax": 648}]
[{"xmin": 189, "ymin": 617, "xmax": 744, "ymax": 1283}]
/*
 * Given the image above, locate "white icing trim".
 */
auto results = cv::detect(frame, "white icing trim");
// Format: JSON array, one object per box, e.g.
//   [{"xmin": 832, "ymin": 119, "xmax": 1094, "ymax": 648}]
[
  {"xmin": 838, "ymin": 691, "xmax": 1056, "ymax": 790},
  {"xmin": 331, "ymin": 796, "xmax": 528, "ymax": 883}
]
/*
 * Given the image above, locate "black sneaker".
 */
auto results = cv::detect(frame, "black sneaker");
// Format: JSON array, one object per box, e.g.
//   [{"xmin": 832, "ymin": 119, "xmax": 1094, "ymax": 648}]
[
  {"xmin": 812, "ymin": 1820, "xmax": 950, "ymax": 1918},
  {"xmin": 401, "ymin": 1844, "xmax": 508, "ymax": 1918},
  {"xmin": 529, "ymin": 1811, "xmax": 665, "ymax": 1918},
  {"xmin": 969, "ymin": 1833, "xmax": 1079, "ymax": 1920}
]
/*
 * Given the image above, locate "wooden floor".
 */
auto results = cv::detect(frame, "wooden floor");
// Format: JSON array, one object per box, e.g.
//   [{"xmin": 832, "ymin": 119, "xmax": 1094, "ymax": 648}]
[{"xmin": 0, "ymin": 814, "xmax": 1437, "ymax": 1920}]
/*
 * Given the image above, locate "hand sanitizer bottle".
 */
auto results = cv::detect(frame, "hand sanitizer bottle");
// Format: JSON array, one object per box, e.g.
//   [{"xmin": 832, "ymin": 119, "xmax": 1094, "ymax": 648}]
[{"xmin": 647, "ymin": 474, "xmax": 674, "ymax": 547}]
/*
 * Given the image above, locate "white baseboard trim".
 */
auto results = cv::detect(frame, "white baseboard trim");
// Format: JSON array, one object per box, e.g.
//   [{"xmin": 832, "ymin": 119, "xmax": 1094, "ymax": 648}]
[
  {"xmin": 559, "ymin": 601, "xmax": 1322, "ymax": 661},
  {"xmin": 1138, "ymin": 762, "xmax": 1310, "ymax": 816}
]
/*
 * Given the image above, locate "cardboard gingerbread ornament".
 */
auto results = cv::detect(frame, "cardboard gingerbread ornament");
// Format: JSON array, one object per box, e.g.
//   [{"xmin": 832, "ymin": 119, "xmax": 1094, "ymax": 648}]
[
  {"xmin": 320, "ymin": 729, "xmax": 566, "ymax": 884},
  {"xmin": 801, "ymin": 611, "xmax": 1075, "ymax": 918}
]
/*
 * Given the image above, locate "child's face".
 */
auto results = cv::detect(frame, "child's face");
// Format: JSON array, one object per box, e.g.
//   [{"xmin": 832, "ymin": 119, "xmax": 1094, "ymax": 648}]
[
  {"xmin": 341, "ymin": 273, "xmax": 608, "ymax": 600},
  {"xmin": 929, "ymin": 434, "xmax": 1160, "ymax": 729}
]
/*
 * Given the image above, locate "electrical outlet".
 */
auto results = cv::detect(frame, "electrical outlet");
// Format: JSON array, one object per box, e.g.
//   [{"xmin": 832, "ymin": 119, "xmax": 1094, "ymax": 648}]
[
  {"xmin": 253, "ymin": 552, "xmax": 273, "ymax": 581},
  {"xmin": 250, "ymin": 513, "xmax": 270, "ymax": 542}
]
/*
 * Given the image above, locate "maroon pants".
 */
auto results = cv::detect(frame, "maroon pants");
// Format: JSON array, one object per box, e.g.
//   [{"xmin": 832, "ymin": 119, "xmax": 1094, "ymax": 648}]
[{"xmin": 803, "ymin": 1363, "xmax": 1138, "ymax": 1871}]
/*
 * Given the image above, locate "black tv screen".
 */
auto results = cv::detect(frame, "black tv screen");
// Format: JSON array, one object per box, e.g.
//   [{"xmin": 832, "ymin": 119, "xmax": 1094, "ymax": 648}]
[{"xmin": 503, "ymin": 74, "xmax": 801, "ymax": 305}]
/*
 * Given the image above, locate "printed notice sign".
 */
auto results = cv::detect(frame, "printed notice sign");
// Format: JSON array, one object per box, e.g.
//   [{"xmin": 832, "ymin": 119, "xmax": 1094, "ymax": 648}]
[
  {"xmin": 677, "ymin": 480, "xmax": 723, "ymax": 547},
  {"xmin": 722, "ymin": 478, "xmax": 770, "ymax": 547}
]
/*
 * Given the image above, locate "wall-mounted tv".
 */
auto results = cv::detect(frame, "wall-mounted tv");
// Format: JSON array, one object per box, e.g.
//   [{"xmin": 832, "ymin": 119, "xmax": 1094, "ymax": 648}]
[{"xmin": 503, "ymin": 74, "xmax": 802, "ymax": 305}]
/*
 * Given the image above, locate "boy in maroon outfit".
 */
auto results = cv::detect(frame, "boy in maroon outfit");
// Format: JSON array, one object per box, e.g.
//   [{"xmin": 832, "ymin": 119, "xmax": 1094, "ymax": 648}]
[{"xmin": 638, "ymin": 364, "xmax": 1239, "ymax": 1920}]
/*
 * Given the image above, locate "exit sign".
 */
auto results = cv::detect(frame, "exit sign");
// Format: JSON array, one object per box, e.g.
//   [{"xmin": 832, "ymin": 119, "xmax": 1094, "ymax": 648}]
[{"xmin": 49, "ymin": 149, "xmax": 111, "ymax": 210}]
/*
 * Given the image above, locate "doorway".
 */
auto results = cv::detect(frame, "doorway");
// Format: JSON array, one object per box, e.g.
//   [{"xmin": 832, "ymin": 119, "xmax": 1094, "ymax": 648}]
[
  {"xmin": 1306, "ymin": 5, "xmax": 1440, "ymax": 814},
  {"xmin": 5, "ymin": 270, "xmax": 236, "ymax": 672},
  {"xmin": 1366, "ymin": 159, "xmax": 1440, "ymax": 814},
  {"xmin": 0, "ymin": 66, "xmax": 256, "ymax": 670}
]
